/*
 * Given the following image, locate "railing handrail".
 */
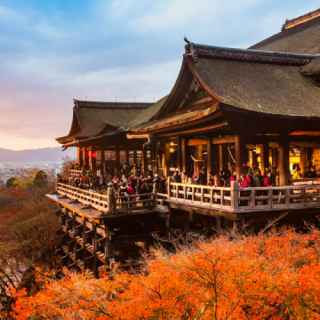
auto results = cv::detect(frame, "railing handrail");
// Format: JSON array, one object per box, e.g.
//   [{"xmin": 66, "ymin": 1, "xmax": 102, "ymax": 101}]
[{"xmin": 170, "ymin": 182, "xmax": 230, "ymax": 191}]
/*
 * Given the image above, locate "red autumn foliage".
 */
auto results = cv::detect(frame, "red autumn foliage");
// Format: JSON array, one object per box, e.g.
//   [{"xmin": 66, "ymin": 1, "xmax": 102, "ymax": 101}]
[{"xmin": 13, "ymin": 229, "xmax": 320, "ymax": 320}]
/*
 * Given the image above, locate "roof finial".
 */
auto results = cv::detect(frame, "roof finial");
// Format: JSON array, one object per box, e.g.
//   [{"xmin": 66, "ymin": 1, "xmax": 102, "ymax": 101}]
[{"xmin": 184, "ymin": 36, "xmax": 191, "ymax": 44}]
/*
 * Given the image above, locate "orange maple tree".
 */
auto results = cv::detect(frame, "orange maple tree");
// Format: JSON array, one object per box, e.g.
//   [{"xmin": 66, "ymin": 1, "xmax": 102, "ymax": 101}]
[{"xmin": 12, "ymin": 228, "xmax": 320, "ymax": 320}]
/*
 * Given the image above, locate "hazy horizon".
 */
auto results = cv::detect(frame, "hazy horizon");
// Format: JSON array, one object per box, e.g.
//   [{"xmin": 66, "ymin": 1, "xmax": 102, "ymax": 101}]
[{"xmin": 1, "ymin": 0, "xmax": 320, "ymax": 150}]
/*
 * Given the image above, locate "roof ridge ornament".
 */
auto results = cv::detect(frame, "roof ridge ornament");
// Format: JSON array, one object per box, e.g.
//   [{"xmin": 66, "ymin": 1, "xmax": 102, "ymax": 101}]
[
  {"xmin": 185, "ymin": 42, "xmax": 318, "ymax": 66},
  {"xmin": 184, "ymin": 37, "xmax": 198, "ymax": 62}
]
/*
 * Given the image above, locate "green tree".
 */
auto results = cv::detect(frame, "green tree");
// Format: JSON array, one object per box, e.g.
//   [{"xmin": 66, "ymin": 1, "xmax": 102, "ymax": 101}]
[
  {"xmin": 6, "ymin": 177, "xmax": 18, "ymax": 189},
  {"xmin": 33, "ymin": 170, "xmax": 48, "ymax": 189}
]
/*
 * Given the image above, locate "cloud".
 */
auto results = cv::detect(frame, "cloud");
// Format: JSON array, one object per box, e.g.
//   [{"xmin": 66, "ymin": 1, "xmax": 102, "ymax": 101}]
[{"xmin": 1, "ymin": 0, "xmax": 320, "ymax": 149}]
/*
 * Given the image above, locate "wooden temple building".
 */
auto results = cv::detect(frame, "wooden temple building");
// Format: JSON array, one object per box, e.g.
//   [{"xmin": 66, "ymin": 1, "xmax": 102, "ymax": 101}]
[{"xmin": 48, "ymin": 8, "xmax": 320, "ymax": 274}]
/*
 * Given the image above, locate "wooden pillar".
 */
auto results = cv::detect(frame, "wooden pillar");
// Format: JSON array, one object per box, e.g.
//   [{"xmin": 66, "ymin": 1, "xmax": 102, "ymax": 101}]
[
  {"xmin": 177, "ymin": 137, "xmax": 182, "ymax": 172},
  {"xmin": 101, "ymin": 150, "xmax": 105, "ymax": 175},
  {"xmin": 278, "ymin": 136, "xmax": 290, "ymax": 186},
  {"xmin": 300, "ymin": 148, "xmax": 307, "ymax": 175},
  {"xmin": 133, "ymin": 150, "xmax": 137, "ymax": 167},
  {"xmin": 181, "ymin": 138, "xmax": 187, "ymax": 174},
  {"xmin": 234, "ymin": 135, "xmax": 242, "ymax": 180},
  {"xmin": 89, "ymin": 149, "xmax": 95, "ymax": 171},
  {"xmin": 152, "ymin": 144, "xmax": 157, "ymax": 174},
  {"xmin": 261, "ymin": 143, "xmax": 270, "ymax": 174},
  {"xmin": 84, "ymin": 148, "xmax": 89, "ymax": 169},
  {"xmin": 77, "ymin": 147, "xmax": 83, "ymax": 167},
  {"xmin": 115, "ymin": 147, "xmax": 120, "ymax": 176},
  {"xmin": 207, "ymin": 139, "xmax": 212, "ymax": 182},
  {"xmin": 218, "ymin": 144, "xmax": 223, "ymax": 172},
  {"xmin": 164, "ymin": 144, "xmax": 170, "ymax": 177},
  {"xmin": 141, "ymin": 148, "xmax": 147, "ymax": 175}
]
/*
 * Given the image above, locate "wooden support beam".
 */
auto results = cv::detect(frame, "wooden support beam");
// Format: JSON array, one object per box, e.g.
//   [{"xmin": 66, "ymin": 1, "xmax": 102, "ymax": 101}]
[
  {"xmin": 177, "ymin": 137, "xmax": 182, "ymax": 172},
  {"xmin": 207, "ymin": 139, "xmax": 212, "ymax": 182},
  {"xmin": 181, "ymin": 138, "xmax": 187, "ymax": 174},
  {"xmin": 278, "ymin": 136, "xmax": 290, "ymax": 186},
  {"xmin": 262, "ymin": 143, "xmax": 269, "ymax": 174},
  {"xmin": 212, "ymin": 135, "xmax": 236, "ymax": 145},
  {"xmin": 84, "ymin": 148, "xmax": 89, "ymax": 169},
  {"xmin": 158, "ymin": 122, "xmax": 228, "ymax": 138},
  {"xmin": 77, "ymin": 147, "xmax": 83, "ymax": 167},
  {"xmin": 218, "ymin": 144, "xmax": 223, "ymax": 172},
  {"xmin": 188, "ymin": 138, "xmax": 208, "ymax": 146},
  {"xmin": 234, "ymin": 135, "xmax": 242, "ymax": 180},
  {"xmin": 115, "ymin": 147, "xmax": 120, "ymax": 176},
  {"xmin": 101, "ymin": 150, "xmax": 105, "ymax": 175},
  {"xmin": 142, "ymin": 148, "xmax": 148, "ymax": 175}
]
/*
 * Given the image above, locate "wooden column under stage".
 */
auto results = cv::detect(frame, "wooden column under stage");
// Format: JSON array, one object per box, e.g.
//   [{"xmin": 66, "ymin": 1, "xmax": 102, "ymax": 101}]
[{"xmin": 278, "ymin": 136, "xmax": 290, "ymax": 185}]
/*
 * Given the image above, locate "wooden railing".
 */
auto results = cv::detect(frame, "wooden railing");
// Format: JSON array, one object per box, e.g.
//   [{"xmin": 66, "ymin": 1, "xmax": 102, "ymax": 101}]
[
  {"xmin": 168, "ymin": 181, "xmax": 320, "ymax": 213},
  {"xmin": 56, "ymin": 183, "xmax": 155, "ymax": 215},
  {"xmin": 237, "ymin": 184, "xmax": 320, "ymax": 212},
  {"xmin": 57, "ymin": 183, "xmax": 109, "ymax": 213},
  {"xmin": 69, "ymin": 169, "xmax": 82, "ymax": 178},
  {"xmin": 169, "ymin": 182, "xmax": 234, "ymax": 212}
]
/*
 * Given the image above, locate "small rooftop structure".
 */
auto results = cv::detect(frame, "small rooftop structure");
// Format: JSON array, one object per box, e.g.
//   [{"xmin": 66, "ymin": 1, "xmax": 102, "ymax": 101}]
[
  {"xmin": 57, "ymin": 99, "xmax": 152, "ymax": 147},
  {"xmin": 251, "ymin": 8, "xmax": 320, "ymax": 53}
]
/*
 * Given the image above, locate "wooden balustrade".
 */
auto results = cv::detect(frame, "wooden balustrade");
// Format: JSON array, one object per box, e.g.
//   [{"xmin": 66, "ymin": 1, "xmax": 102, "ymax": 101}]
[
  {"xmin": 56, "ymin": 183, "xmax": 155, "ymax": 215},
  {"xmin": 57, "ymin": 183, "xmax": 109, "ymax": 213},
  {"xmin": 169, "ymin": 182, "xmax": 234, "ymax": 212},
  {"xmin": 69, "ymin": 169, "xmax": 82, "ymax": 177},
  {"xmin": 168, "ymin": 181, "xmax": 320, "ymax": 213},
  {"xmin": 237, "ymin": 184, "xmax": 320, "ymax": 212}
]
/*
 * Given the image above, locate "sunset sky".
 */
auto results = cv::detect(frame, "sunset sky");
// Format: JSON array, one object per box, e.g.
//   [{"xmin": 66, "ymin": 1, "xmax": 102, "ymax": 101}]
[{"xmin": 1, "ymin": 0, "xmax": 320, "ymax": 150}]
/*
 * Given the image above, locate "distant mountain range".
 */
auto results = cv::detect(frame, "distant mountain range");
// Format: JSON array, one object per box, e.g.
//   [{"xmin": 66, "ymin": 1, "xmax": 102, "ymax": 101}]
[{"xmin": 0, "ymin": 147, "xmax": 75, "ymax": 163}]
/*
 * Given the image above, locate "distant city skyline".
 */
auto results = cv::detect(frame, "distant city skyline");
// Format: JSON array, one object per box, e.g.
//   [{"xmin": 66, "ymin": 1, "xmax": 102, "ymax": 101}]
[{"xmin": 1, "ymin": 0, "xmax": 320, "ymax": 150}]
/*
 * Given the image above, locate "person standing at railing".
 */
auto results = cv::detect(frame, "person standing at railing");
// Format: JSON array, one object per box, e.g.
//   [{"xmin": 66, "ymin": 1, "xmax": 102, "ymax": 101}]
[
  {"xmin": 262, "ymin": 169, "xmax": 272, "ymax": 187},
  {"xmin": 198, "ymin": 167, "xmax": 207, "ymax": 185},
  {"xmin": 239, "ymin": 169, "xmax": 252, "ymax": 188},
  {"xmin": 172, "ymin": 170, "xmax": 182, "ymax": 183}
]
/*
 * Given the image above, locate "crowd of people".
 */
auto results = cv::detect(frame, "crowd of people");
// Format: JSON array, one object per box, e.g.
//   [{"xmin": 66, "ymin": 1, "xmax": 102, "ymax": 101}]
[
  {"xmin": 58, "ymin": 163, "xmax": 167, "ymax": 200},
  {"xmin": 59, "ymin": 161, "xmax": 320, "ymax": 199},
  {"xmin": 170, "ymin": 163, "xmax": 319, "ymax": 189},
  {"xmin": 170, "ymin": 164, "xmax": 275, "ymax": 188}
]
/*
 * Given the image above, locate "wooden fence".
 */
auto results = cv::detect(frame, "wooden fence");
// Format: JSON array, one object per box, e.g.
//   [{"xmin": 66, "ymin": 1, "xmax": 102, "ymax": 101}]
[
  {"xmin": 56, "ymin": 183, "xmax": 155, "ymax": 215},
  {"xmin": 168, "ymin": 181, "xmax": 320, "ymax": 213},
  {"xmin": 69, "ymin": 169, "xmax": 82, "ymax": 178}
]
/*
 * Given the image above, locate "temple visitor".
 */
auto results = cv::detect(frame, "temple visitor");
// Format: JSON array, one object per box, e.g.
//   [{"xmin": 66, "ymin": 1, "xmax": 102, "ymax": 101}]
[
  {"xmin": 172, "ymin": 170, "xmax": 182, "ymax": 183},
  {"xmin": 292, "ymin": 163, "xmax": 302, "ymax": 180},
  {"xmin": 305, "ymin": 165, "xmax": 317, "ymax": 178},
  {"xmin": 240, "ymin": 169, "xmax": 252, "ymax": 188},
  {"xmin": 252, "ymin": 168, "xmax": 262, "ymax": 187},
  {"xmin": 262, "ymin": 169, "xmax": 272, "ymax": 187},
  {"xmin": 198, "ymin": 167, "xmax": 207, "ymax": 185}
]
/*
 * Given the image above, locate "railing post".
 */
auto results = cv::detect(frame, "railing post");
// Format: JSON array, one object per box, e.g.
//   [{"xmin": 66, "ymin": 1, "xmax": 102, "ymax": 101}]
[
  {"xmin": 167, "ymin": 177, "xmax": 171, "ymax": 198},
  {"xmin": 230, "ymin": 181, "xmax": 239, "ymax": 211},
  {"xmin": 268, "ymin": 189, "xmax": 273, "ymax": 209},
  {"xmin": 106, "ymin": 185, "xmax": 116, "ymax": 215},
  {"xmin": 152, "ymin": 181, "xmax": 158, "ymax": 204}
]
